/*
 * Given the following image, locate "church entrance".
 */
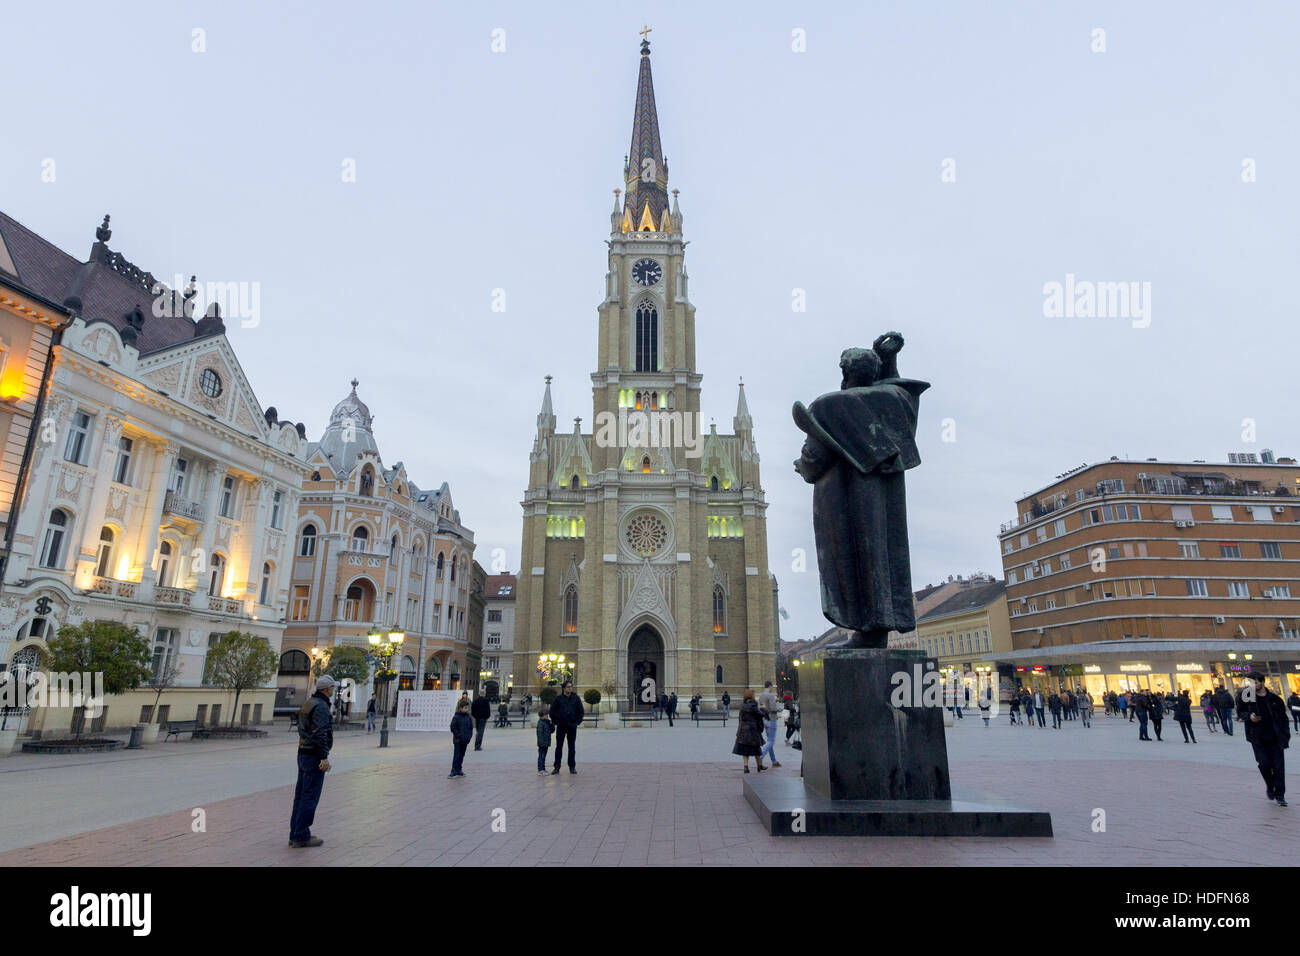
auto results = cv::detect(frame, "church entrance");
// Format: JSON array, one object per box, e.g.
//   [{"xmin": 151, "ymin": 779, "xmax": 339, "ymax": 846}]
[{"xmin": 628, "ymin": 624, "xmax": 665, "ymax": 713}]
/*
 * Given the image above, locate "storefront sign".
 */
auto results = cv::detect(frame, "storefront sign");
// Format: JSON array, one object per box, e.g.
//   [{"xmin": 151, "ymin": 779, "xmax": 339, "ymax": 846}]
[
  {"xmin": 1083, "ymin": 665, "xmax": 1102, "ymax": 674},
  {"xmin": 1120, "ymin": 663, "xmax": 1152, "ymax": 673},
  {"xmin": 1175, "ymin": 663, "xmax": 1205, "ymax": 672}
]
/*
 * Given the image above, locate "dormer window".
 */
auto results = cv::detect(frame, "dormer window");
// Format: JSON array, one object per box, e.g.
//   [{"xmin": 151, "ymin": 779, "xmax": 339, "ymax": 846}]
[{"xmin": 359, "ymin": 467, "xmax": 373, "ymax": 497}]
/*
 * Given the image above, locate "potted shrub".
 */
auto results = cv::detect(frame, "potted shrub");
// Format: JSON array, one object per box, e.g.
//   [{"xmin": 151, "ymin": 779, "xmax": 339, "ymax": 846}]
[
  {"xmin": 141, "ymin": 654, "xmax": 182, "ymax": 744},
  {"xmin": 582, "ymin": 688, "xmax": 602, "ymax": 728}
]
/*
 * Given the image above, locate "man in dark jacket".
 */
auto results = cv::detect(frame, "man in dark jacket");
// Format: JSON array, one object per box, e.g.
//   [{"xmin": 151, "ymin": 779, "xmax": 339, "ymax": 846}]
[
  {"xmin": 721, "ymin": 691, "xmax": 731, "ymax": 716},
  {"xmin": 289, "ymin": 675, "xmax": 335, "ymax": 848},
  {"xmin": 1288, "ymin": 689, "xmax": 1300, "ymax": 732},
  {"xmin": 1213, "ymin": 685, "xmax": 1235, "ymax": 735},
  {"xmin": 1237, "ymin": 671, "xmax": 1290, "ymax": 806},
  {"xmin": 449, "ymin": 701, "xmax": 473, "ymax": 778},
  {"xmin": 471, "ymin": 693, "xmax": 491, "ymax": 750},
  {"xmin": 667, "ymin": 691, "xmax": 678, "ymax": 727},
  {"xmin": 550, "ymin": 681, "xmax": 585, "ymax": 774},
  {"xmin": 1133, "ymin": 689, "xmax": 1151, "ymax": 740}
]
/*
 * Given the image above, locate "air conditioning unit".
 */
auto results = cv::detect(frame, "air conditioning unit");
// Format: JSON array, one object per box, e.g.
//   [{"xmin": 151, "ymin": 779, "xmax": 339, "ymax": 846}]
[
  {"xmin": 1186, "ymin": 520, "xmax": 1195, "ymax": 527},
  {"xmin": 1137, "ymin": 473, "xmax": 1148, "ymax": 480},
  {"xmin": 1214, "ymin": 616, "xmax": 1226, "ymax": 624},
  {"xmin": 1275, "ymin": 506, "xmax": 1287, "ymax": 514},
  {"xmin": 1175, "ymin": 520, "xmax": 1188, "ymax": 528}
]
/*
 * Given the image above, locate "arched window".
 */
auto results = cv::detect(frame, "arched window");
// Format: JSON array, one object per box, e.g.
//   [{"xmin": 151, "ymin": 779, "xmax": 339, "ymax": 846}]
[
  {"xmin": 157, "ymin": 541, "xmax": 173, "ymax": 587},
  {"xmin": 390, "ymin": 534, "xmax": 399, "ymax": 562},
  {"xmin": 635, "ymin": 302, "xmax": 658, "ymax": 371},
  {"xmin": 635, "ymin": 391, "xmax": 643, "ymax": 411},
  {"xmin": 563, "ymin": 584, "xmax": 578, "ymax": 634},
  {"xmin": 279, "ymin": 649, "xmax": 310, "ymax": 675},
  {"xmin": 95, "ymin": 527, "xmax": 115, "ymax": 578},
  {"xmin": 351, "ymin": 526, "xmax": 368, "ymax": 552},
  {"xmin": 570, "ymin": 475, "xmax": 579, "ymax": 490},
  {"xmin": 16, "ymin": 618, "xmax": 51, "ymax": 641},
  {"xmin": 208, "ymin": 553, "xmax": 226, "ymax": 596},
  {"xmin": 710, "ymin": 476, "xmax": 719, "ymax": 492},
  {"xmin": 40, "ymin": 510, "xmax": 68, "ymax": 569},
  {"xmin": 450, "ymin": 558, "xmax": 456, "ymax": 582},
  {"xmin": 713, "ymin": 585, "xmax": 726, "ymax": 634},
  {"xmin": 651, "ymin": 391, "xmax": 658, "ymax": 410},
  {"xmin": 642, "ymin": 456, "xmax": 651, "ymax": 474},
  {"xmin": 299, "ymin": 524, "xmax": 317, "ymax": 557},
  {"xmin": 344, "ymin": 585, "xmax": 363, "ymax": 621},
  {"xmin": 436, "ymin": 553, "xmax": 445, "ymax": 579},
  {"xmin": 359, "ymin": 467, "xmax": 374, "ymax": 497},
  {"xmin": 716, "ymin": 665, "xmax": 723, "ymax": 685},
  {"xmin": 259, "ymin": 562, "xmax": 273, "ymax": 604}
]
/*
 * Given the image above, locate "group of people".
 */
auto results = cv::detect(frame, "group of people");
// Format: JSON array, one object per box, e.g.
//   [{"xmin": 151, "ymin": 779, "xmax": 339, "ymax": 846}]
[
  {"xmin": 730, "ymin": 681, "xmax": 788, "ymax": 772},
  {"xmin": 1005, "ymin": 687, "xmax": 1094, "ymax": 729}
]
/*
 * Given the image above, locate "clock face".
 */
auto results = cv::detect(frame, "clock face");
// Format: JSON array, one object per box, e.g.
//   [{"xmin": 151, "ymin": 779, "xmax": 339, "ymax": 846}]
[{"xmin": 632, "ymin": 258, "xmax": 662, "ymax": 287}]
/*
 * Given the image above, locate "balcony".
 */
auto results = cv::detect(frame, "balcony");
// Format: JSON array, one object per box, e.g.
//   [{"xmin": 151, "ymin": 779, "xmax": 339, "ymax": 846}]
[
  {"xmin": 90, "ymin": 577, "xmax": 138, "ymax": 599},
  {"xmin": 207, "ymin": 595, "xmax": 244, "ymax": 615},
  {"xmin": 163, "ymin": 490, "xmax": 205, "ymax": 522},
  {"xmin": 155, "ymin": 586, "xmax": 189, "ymax": 606}
]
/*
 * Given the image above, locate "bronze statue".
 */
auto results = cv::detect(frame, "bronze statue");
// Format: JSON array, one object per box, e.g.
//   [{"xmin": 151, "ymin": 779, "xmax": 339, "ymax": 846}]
[{"xmin": 793, "ymin": 332, "xmax": 929, "ymax": 649}]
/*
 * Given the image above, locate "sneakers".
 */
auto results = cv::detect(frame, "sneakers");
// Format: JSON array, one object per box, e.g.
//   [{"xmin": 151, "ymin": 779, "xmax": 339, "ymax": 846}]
[
  {"xmin": 537, "ymin": 769, "xmax": 547, "ymax": 775},
  {"xmin": 771, "ymin": 761, "xmax": 782, "ymax": 769},
  {"xmin": 290, "ymin": 837, "xmax": 324, "ymax": 848},
  {"xmin": 551, "ymin": 768, "xmax": 560, "ymax": 775},
  {"xmin": 449, "ymin": 770, "xmax": 466, "ymax": 778},
  {"xmin": 1277, "ymin": 796, "xmax": 1289, "ymax": 807}
]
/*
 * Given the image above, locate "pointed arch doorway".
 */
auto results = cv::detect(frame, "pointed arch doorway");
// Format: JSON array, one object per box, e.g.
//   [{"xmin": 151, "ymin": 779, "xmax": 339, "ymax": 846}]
[{"xmin": 628, "ymin": 624, "xmax": 664, "ymax": 713}]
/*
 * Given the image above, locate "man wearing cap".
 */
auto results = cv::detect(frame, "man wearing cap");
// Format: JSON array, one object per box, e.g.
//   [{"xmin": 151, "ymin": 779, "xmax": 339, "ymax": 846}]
[
  {"xmin": 1236, "ymin": 670, "xmax": 1290, "ymax": 807},
  {"xmin": 289, "ymin": 675, "xmax": 336, "ymax": 847}
]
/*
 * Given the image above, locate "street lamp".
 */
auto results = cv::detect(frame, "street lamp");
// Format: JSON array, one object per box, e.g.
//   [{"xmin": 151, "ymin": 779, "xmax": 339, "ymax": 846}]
[{"xmin": 368, "ymin": 629, "xmax": 405, "ymax": 748}]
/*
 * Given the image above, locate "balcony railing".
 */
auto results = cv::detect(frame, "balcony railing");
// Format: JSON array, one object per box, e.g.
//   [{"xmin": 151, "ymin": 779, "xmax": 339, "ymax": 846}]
[
  {"xmin": 155, "ymin": 586, "xmax": 189, "ymax": 606},
  {"xmin": 163, "ymin": 490, "xmax": 205, "ymax": 522},
  {"xmin": 90, "ymin": 577, "xmax": 138, "ymax": 599},
  {"xmin": 207, "ymin": 595, "xmax": 244, "ymax": 615}
]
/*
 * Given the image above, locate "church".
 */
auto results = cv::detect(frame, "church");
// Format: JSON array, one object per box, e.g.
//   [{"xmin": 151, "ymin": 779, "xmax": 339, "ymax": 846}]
[{"xmin": 512, "ymin": 33, "xmax": 777, "ymax": 710}]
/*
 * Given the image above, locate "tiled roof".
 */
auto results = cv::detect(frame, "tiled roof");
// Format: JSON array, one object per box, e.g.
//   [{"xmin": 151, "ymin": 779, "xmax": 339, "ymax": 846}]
[
  {"xmin": 485, "ymin": 574, "xmax": 516, "ymax": 599},
  {"xmin": 624, "ymin": 44, "xmax": 669, "ymax": 223},
  {"xmin": 918, "ymin": 581, "xmax": 1008, "ymax": 621},
  {"xmin": 0, "ymin": 211, "xmax": 216, "ymax": 354}
]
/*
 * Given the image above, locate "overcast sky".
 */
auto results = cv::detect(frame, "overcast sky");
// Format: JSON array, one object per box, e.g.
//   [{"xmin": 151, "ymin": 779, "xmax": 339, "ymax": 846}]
[{"xmin": 4, "ymin": 0, "xmax": 1298, "ymax": 642}]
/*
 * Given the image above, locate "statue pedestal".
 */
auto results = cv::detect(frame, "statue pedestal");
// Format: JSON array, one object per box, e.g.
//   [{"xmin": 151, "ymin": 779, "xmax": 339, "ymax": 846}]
[{"xmin": 744, "ymin": 648, "xmax": 1052, "ymax": 837}]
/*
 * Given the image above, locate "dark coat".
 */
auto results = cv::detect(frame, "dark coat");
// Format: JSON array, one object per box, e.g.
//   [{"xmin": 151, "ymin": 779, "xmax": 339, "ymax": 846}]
[
  {"xmin": 450, "ymin": 711, "xmax": 473, "ymax": 743},
  {"xmin": 1172, "ymin": 695, "xmax": 1192, "ymax": 722},
  {"xmin": 1132, "ymin": 694, "xmax": 1149, "ymax": 715},
  {"xmin": 1212, "ymin": 688, "xmax": 1234, "ymax": 711},
  {"xmin": 536, "ymin": 716, "xmax": 553, "ymax": 748},
  {"xmin": 732, "ymin": 699, "xmax": 764, "ymax": 756},
  {"xmin": 297, "ymin": 691, "xmax": 334, "ymax": 758},
  {"xmin": 1048, "ymin": 695, "xmax": 1062, "ymax": 714},
  {"xmin": 1236, "ymin": 690, "xmax": 1292, "ymax": 747},
  {"xmin": 471, "ymin": 696, "xmax": 490, "ymax": 720},
  {"xmin": 550, "ymin": 692, "xmax": 585, "ymax": 727}
]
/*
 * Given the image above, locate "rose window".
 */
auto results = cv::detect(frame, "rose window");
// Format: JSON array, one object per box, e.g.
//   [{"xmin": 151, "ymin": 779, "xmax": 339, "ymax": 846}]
[{"xmin": 624, "ymin": 513, "xmax": 668, "ymax": 556}]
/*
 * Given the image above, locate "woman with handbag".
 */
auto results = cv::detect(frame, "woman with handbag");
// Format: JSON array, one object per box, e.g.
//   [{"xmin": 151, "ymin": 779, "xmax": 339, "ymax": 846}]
[{"xmin": 732, "ymin": 689, "xmax": 766, "ymax": 773}]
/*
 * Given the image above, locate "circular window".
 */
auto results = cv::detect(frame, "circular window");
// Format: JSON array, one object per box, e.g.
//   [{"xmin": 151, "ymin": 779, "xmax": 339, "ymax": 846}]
[
  {"xmin": 199, "ymin": 368, "xmax": 222, "ymax": 397},
  {"xmin": 624, "ymin": 512, "xmax": 668, "ymax": 556}
]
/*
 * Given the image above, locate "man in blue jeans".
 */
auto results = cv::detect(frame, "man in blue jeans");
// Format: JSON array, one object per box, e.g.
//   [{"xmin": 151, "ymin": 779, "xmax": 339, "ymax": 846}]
[
  {"xmin": 758, "ymin": 680, "xmax": 782, "ymax": 769},
  {"xmin": 289, "ymin": 675, "xmax": 335, "ymax": 848}
]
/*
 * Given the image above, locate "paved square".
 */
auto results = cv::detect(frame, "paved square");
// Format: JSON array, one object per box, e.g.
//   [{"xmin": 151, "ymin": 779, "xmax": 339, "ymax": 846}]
[{"xmin": 0, "ymin": 713, "xmax": 1293, "ymax": 866}]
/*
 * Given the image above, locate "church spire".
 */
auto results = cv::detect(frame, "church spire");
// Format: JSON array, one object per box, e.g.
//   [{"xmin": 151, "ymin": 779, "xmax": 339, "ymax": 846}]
[
  {"xmin": 734, "ymin": 378, "xmax": 753, "ymax": 432},
  {"xmin": 623, "ymin": 27, "xmax": 669, "ymax": 232},
  {"xmin": 537, "ymin": 374, "xmax": 556, "ymax": 434}
]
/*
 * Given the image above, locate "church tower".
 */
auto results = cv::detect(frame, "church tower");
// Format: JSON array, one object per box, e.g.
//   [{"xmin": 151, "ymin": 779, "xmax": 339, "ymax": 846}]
[{"xmin": 513, "ymin": 32, "xmax": 775, "ymax": 710}]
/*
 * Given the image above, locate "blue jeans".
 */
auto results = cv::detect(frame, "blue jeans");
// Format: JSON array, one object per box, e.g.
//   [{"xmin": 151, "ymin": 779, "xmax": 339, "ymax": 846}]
[
  {"xmin": 1137, "ymin": 712, "xmax": 1149, "ymax": 738},
  {"xmin": 366, "ymin": 712, "xmax": 376, "ymax": 731},
  {"xmin": 289, "ymin": 753, "xmax": 325, "ymax": 843},
  {"xmin": 537, "ymin": 746, "xmax": 548, "ymax": 772},
  {"xmin": 1219, "ymin": 709, "xmax": 1234, "ymax": 735},
  {"xmin": 762, "ymin": 720, "xmax": 778, "ymax": 762}
]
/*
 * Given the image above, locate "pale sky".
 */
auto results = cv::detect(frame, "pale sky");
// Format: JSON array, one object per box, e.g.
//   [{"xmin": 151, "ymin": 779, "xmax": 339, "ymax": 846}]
[{"xmin": 4, "ymin": 0, "xmax": 1298, "ymax": 642}]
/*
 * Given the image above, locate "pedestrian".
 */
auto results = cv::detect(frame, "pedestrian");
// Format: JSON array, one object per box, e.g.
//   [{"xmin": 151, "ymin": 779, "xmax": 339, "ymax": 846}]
[
  {"xmin": 1149, "ymin": 690, "xmax": 1164, "ymax": 742},
  {"xmin": 689, "ymin": 693, "xmax": 700, "ymax": 721},
  {"xmin": 758, "ymin": 680, "xmax": 782, "ymax": 768},
  {"xmin": 1065, "ymin": 689, "xmax": 1076, "ymax": 721},
  {"xmin": 1118, "ymin": 692, "xmax": 1128, "ymax": 720},
  {"xmin": 535, "ymin": 704, "xmax": 553, "ymax": 775},
  {"xmin": 1288, "ymin": 688, "xmax": 1300, "ymax": 732},
  {"xmin": 1048, "ymin": 690, "xmax": 1062, "ymax": 729},
  {"xmin": 1079, "ymin": 690, "xmax": 1093, "ymax": 728},
  {"xmin": 365, "ymin": 694, "xmax": 377, "ymax": 734},
  {"xmin": 1133, "ymin": 688, "xmax": 1151, "ymax": 741},
  {"xmin": 1033, "ymin": 689, "xmax": 1047, "ymax": 728},
  {"xmin": 1213, "ymin": 684, "xmax": 1235, "ymax": 735},
  {"xmin": 668, "ymin": 690, "xmax": 678, "ymax": 727},
  {"xmin": 1023, "ymin": 691, "xmax": 1035, "ymax": 728},
  {"xmin": 978, "ymin": 688, "xmax": 991, "ymax": 727},
  {"xmin": 496, "ymin": 699, "xmax": 509, "ymax": 728},
  {"xmin": 289, "ymin": 675, "xmax": 335, "ymax": 848},
  {"xmin": 732, "ymin": 689, "xmax": 766, "ymax": 773},
  {"xmin": 1202, "ymin": 691, "xmax": 1218, "ymax": 732},
  {"xmin": 449, "ymin": 700, "xmax": 473, "ymax": 778},
  {"xmin": 1173, "ymin": 688, "xmax": 1196, "ymax": 743},
  {"xmin": 471, "ymin": 692, "xmax": 491, "ymax": 750},
  {"xmin": 785, "ymin": 699, "xmax": 800, "ymax": 741},
  {"xmin": 1008, "ymin": 692, "xmax": 1020, "ymax": 725},
  {"xmin": 1237, "ymin": 671, "xmax": 1290, "ymax": 806},
  {"xmin": 550, "ymin": 680, "xmax": 584, "ymax": 775},
  {"xmin": 721, "ymin": 690, "xmax": 731, "ymax": 716}
]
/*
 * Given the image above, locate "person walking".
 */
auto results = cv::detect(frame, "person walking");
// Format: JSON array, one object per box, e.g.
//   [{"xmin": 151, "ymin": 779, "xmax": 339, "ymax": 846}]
[
  {"xmin": 785, "ymin": 699, "xmax": 800, "ymax": 741},
  {"xmin": 1033, "ymin": 689, "xmax": 1047, "ymax": 728},
  {"xmin": 288, "ymin": 675, "xmax": 336, "ymax": 848},
  {"xmin": 1023, "ymin": 690, "xmax": 1035, "ymax": 728},
  {"xmin": 1173, "ymin": 688, "xmax": 1196, "ymax": 743},
  {"xmin": 1079, "ymin": 690, "xmax": 1093, "ymax": 728},
  {"xmin": 1213, "ymin": 685, "xmax": 1236, "ymax": 735},
  {"xmin": 1048, "ymin": 690, "xmax": 1062, "ymax": 729},
  {"xmin": 550, "ymin": 680, "xmax": 584, "ymax": 775},
  {"xmin": 721, "ymin": 690, "xmax": 732, "ymax": 716},
  {"xmin": 758, "ymin": 681, "xmax": 782, "ymax": 768},
  {"xmin": 667, "ymin": 691, "xmax": 678, "ymax": 727},
  {"xmin": 1202, "ymin": 690, "xmax": 1218, "ymax": 733},
  {"xmin": 1118, "ymin": 692, "xmax": 1128, "ymax": 720},
  {"xmin": 535, "ymin": 704, "xmax": 553, "ymax": 775},
  {"xmin": 1009, "ymin": 692, "xmax": 1021, "ymax": 726},
  {"xmin": 978, "ymin": 688, "xmax": 991, "ymax": 727},
  {"xmin": 689, "ymin": 693, "xmax": 700, "ymax": 721},
  {"xmin": 1133, "ymin": 688, "xmax": 1151, "ymax": 741},
  {"xmin": 449, "ymin": 700, "xmax": 473, "ymax": 778},
  {"xmin": 1149, "ymin": 690, "xmax": 1164, "ymax": 742},
  {"xmin": 471, "ymin": 692, "xmax": 491, "ymax": 751},
  {"xmin": 1287, "ymin": 688, "xmax": 1300, "ymax": 732},
  {"xmin": 1237, "ymin": 671, "xmax": 1290, "ymax": 806},
  {"xmin": 365, "ymin": 694, "xmax": 377, "ymax": 734},
  {"xmin": 732, "ymin": 689, "xmax": 766, "ymax": 773}
]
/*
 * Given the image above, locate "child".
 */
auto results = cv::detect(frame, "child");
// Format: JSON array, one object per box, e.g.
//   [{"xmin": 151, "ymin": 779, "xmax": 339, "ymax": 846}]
[
  {"xmin": 449, "ymin": 701, "xmax": 473, "ymax": 778},
  {"xmin": 536, "ymin": 704, "xmax": 553, "ymax": 775},
  {"xmin": 978, "ymin": 689, "xmax": 991, "ymax": 727}
]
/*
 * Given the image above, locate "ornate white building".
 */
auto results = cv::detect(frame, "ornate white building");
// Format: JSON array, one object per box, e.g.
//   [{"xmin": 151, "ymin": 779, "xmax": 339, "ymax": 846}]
[{"xmin": 0, "ymin": 213, "xmax": 308, "ymax": 733}]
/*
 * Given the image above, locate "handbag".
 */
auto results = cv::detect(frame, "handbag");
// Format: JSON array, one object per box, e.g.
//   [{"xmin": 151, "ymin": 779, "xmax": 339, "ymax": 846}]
[{"xmin": 790, "ymin": 728, "xmax": 803, "ymax": 751}]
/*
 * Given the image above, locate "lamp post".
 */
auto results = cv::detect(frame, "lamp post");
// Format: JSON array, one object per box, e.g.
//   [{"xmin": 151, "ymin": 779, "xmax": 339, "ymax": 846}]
[{"xmin": 368, "ymin": 629, "xmax": 405, "ymax": 748}]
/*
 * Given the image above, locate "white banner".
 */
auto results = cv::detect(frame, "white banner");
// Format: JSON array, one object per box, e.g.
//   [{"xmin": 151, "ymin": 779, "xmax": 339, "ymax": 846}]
[{"xmin": 394, "ymin": 690, "xmax": 462, "ymax": 732}]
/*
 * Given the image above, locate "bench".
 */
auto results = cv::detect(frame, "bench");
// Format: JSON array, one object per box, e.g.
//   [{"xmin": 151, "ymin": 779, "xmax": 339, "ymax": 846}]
[
  {"xmin": 581, "ymin": 715, "xmax": 601, "ymax": 729},
  {"xmin": 619, "ymin": 712, "xmax": 658, "ymax": 726},
  {"xmin": 692, "ymin": 712, "xmax": 729, "ymax": 726},
  {"xmin": 163, "ymin": 719, "xmax": 210, "ymax": 742}
]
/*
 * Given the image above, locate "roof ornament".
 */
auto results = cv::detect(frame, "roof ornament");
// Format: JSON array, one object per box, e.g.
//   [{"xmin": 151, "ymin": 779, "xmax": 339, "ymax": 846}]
[
  {"xmin": 350, "ymin": 378, "xmax": 359, "ymax": 391},
  {"xmin": 639, "ymin": 24, "xmax": 652, "ymax": 55},
  {"xmin": 95, "ymin": 215, "xmax": 111, "ymax": 243}
]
